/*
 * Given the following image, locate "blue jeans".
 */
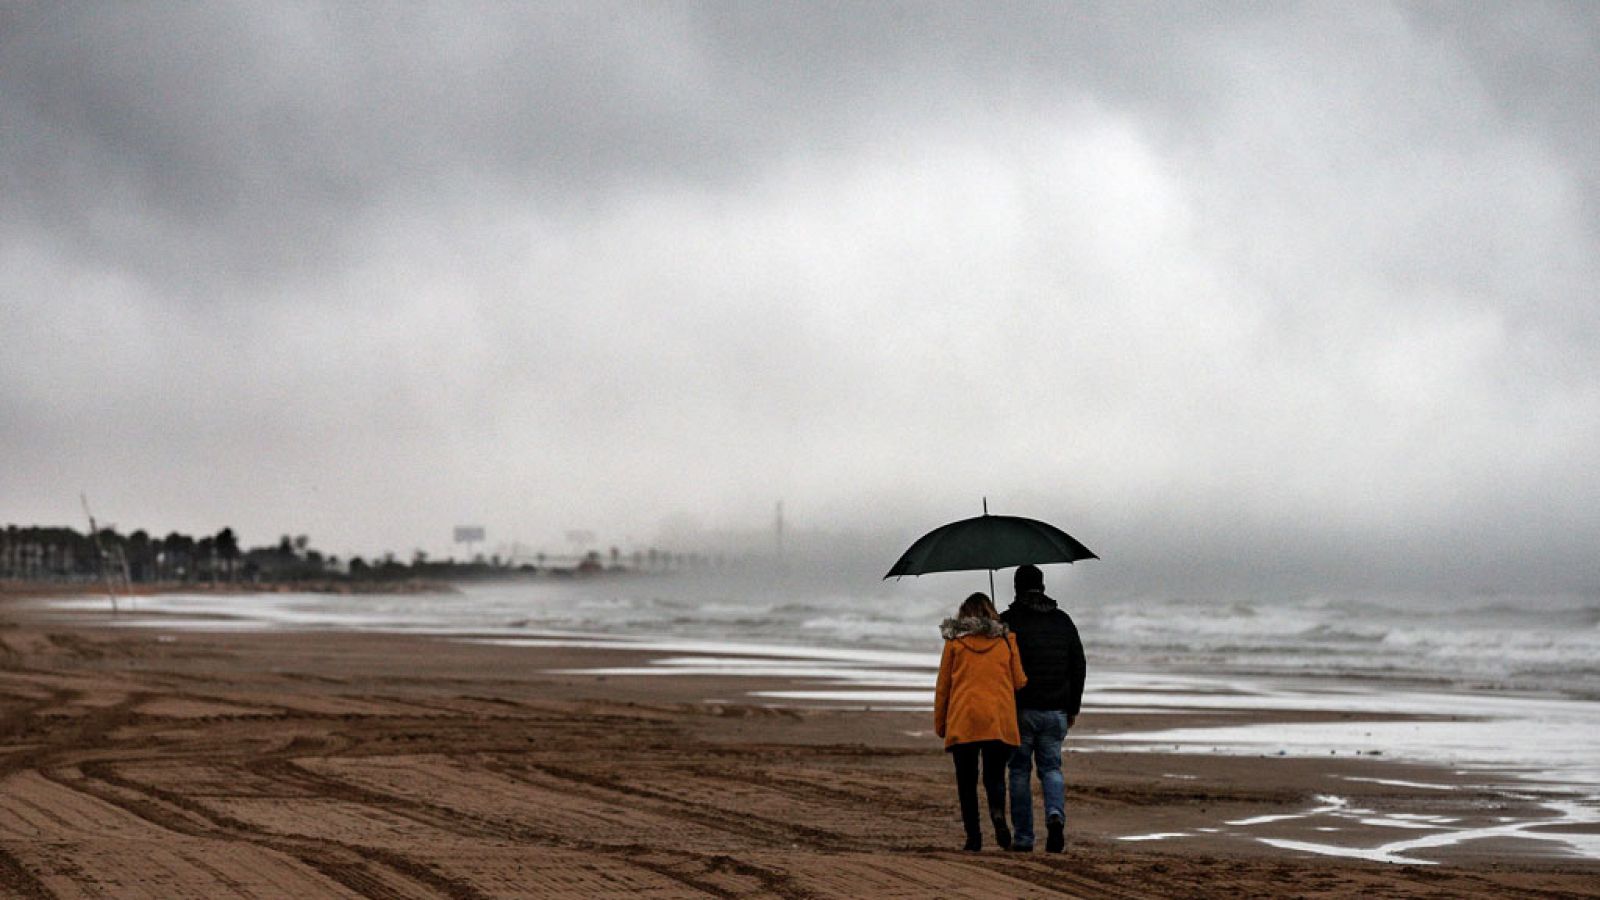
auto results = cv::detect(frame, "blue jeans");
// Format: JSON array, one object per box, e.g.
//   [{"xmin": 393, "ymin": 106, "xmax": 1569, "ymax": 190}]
[{"xmin": 1008, "ymin": 708, "xmax": 1068, "ymax": 848}]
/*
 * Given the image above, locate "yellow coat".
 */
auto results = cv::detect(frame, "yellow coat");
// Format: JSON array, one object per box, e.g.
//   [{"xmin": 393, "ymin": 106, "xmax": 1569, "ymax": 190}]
[{"xmin": 933, "ymin": 618, "xmax": 1027, "ymax": 749}]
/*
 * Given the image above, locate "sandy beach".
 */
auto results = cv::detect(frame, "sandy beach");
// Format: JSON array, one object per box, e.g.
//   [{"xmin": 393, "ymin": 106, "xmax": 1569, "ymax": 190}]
[{"xmin": 0, "ymin": 590, "xmax": 1594, "ymax": 899}]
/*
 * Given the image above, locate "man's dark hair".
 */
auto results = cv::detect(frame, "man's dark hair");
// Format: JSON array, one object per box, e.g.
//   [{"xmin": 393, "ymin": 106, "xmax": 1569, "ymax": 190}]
[{"xmin": 1014, "ymin": 564, "xmax": 1044, "ymax": 594}]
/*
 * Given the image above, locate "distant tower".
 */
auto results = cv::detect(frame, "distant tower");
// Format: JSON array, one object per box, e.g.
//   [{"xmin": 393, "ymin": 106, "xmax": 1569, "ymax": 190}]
[{"xmin": 775, "ymin": 500, "xmax": 784, "ymax": 560}]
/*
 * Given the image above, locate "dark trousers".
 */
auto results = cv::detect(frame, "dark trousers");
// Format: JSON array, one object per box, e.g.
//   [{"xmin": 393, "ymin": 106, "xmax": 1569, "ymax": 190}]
[{"xmin": 950, "ymin": 740, "xmax": 1010, "ymax": 838}]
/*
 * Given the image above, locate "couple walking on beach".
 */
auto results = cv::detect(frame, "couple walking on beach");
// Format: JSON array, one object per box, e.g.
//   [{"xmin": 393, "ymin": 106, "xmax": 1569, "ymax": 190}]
[{"xmin": 933, "ymin": 564, "xmax": 1086, "ymax": 853}]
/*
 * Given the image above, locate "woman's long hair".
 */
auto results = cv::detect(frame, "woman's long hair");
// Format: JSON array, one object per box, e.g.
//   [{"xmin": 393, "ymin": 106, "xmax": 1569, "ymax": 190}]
[{"xmin": 957, "ymin": 592, "xmax": 1000, "ymax": 621}]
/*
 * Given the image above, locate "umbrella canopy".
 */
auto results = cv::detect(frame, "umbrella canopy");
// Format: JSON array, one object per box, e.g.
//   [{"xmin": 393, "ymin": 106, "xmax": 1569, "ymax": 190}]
[{"xmin": 884, "ymin": 514, "xmax": 1097, "ymax": 579}]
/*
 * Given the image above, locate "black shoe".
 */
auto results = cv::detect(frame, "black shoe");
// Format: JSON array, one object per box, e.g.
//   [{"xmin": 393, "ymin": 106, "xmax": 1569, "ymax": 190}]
[
  {"xmin": 990, "ymin": 811, "xmax": 1012, "ymax": 851},
  {"xmin": 1045, "ymin": 815, "xmax": 1065, "ymax": 853},
  {"xmin": 1008, "ymin": 842, "xmax": 1033, "ymax": 853},
  {"xmin": 962, "ymin": 833, "xmax": 982, "ymax": 852}
]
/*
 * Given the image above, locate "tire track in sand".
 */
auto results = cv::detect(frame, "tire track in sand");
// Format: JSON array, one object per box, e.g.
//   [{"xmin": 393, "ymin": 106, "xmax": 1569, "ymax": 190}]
[
  {"xmin": 64, "ymin": 759, "xmax": 485, "ymax": 899},
  {"xmin": 972, "ymin": 855, "xmax": 1165, "ymax": 900},
  {"xmin": 500, "ymin": 759, "xmax": 849, "ymax": 850},
  {"xmin": 0, "ymin": 843, "xmax": 52, "ymax": 899},
  {"xmin": 279, "ymin": 755, "xmax": 816, "ymax": 898}
]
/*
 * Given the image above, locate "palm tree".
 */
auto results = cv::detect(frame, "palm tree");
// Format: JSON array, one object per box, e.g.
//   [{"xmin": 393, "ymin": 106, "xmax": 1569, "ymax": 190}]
[
  {"xmin": 196, "ymin": 536, "xmax": 217, "ymax": 586},
  {"xmin": 215, "ymin": 528, "xmax": 240, "ymax": 583},
  {"xmin": 164, "ymin": 531, "xmax": 195, "ymax": 582}
]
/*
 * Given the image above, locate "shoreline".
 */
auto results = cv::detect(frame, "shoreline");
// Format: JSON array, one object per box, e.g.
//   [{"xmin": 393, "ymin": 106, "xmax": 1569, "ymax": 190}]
[
  {"xmin": 1, "ymin": 594, "xmax": 1597, "ymax": 895},
  {"xmin": 0, "ymin": 567, "xmax": 672, "ymax": 602},
  {"xmin": 0, "ymin": 577, "xmax": 460, "ymax": 599}
]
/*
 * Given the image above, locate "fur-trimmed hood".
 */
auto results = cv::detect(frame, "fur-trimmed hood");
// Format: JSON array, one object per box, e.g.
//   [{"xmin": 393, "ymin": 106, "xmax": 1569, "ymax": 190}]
[{"xmin": 940, "ymin": 616, "xmax": 1010, "ymax": 641}]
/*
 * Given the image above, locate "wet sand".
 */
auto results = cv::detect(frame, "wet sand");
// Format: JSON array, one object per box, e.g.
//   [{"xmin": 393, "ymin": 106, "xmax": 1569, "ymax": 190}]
[{"xmin": 1, "ymin": 598, "xmax": 1597, "ymax": 898}]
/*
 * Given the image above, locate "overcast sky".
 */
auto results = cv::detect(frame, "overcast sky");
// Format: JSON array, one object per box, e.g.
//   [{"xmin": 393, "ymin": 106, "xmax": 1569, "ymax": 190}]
[{"xmin": 3, "ymin": 2, "xmax": 1597, "ymax": 594}]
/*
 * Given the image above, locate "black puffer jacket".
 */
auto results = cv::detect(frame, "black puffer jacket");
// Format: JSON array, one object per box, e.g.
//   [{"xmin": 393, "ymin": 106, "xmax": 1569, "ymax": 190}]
[{"xmin": 1000, "ymin": 591, "xmax": 1086, "ymax": 714}]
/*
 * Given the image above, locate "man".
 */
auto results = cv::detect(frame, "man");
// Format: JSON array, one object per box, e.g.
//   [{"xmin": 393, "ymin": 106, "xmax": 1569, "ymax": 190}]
[{"xmin": 1000, "ymin": 563, "xmax": 1086, "ymax": 853}]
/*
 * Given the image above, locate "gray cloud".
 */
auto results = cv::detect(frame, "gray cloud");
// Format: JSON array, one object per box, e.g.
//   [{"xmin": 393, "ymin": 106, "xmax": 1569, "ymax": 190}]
[{"xmin": 3, "ymin": 2, "xmax": 1598, "ymax": 594}]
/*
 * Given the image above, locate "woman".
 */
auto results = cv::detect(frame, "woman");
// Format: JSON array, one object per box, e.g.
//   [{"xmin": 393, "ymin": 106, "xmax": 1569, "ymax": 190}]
[{"xmin": 934, "ymin": 591, "xmax": 1027, "ymax": 851}]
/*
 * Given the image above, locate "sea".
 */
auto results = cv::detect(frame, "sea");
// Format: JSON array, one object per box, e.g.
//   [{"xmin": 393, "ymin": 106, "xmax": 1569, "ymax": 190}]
[{"xmin": 44, "ymin": 567, "xmax": 1600, "ymax": 698}]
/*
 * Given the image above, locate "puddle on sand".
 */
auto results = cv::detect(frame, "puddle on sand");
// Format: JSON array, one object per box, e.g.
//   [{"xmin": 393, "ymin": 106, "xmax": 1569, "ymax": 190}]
[
  {"xmin": 1341, "ymin": 776, "xmax": 1458, "ymax": 791},
  {"xmin": 1120, "ymin": 793, "xmax": 1600, "ymax": 864},
  {"xmin": 1226, "ymin": 813, "xmax": 1304, "ymax": 827},
  {"xmin": 1086, "ymin": 674, "xmax": 1600, "ymax": 863}
]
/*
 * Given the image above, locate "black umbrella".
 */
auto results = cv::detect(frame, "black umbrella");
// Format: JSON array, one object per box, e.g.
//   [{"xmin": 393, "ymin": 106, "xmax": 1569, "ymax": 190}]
[{"xmin": 885, "ymin": 501, "xmax": 1096, "ymax": 599}]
